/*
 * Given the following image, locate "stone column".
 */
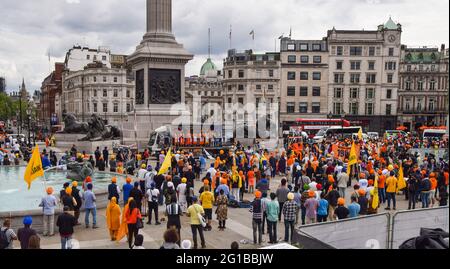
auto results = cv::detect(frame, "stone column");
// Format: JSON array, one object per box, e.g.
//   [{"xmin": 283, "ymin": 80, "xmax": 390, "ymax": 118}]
[{"xmin": 147, "ymin": 0, "xmax": 172, "ymax": 34}]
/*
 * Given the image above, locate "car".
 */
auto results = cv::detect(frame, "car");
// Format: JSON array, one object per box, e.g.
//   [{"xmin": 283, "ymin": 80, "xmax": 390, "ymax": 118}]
[{"xmin": 367, "ymin": 132, "xmax": 379, "ymax": 140}]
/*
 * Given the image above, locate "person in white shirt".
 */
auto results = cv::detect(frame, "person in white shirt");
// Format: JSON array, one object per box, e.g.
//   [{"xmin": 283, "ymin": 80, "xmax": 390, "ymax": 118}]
[
  {"xmin": 206, "ymin": 164, "xmax": 216, "ymax": 180},
  {"xmin": 144, "ymin": 167, "xmax": 156, "ymax": 190},
  {"xmin": 137, "ymin": 164, "xmax": 148, "ymax": 181},
  {"xmin": 176, "ymin": 178, "xmax": 188, "ymax": 213},
  {"xmin": 146, "ymin": 182, "xmax": 161, "ymax": 225},
  {"xmin": 358, "ymin": 177, "xmax": 369, "ymax": 191}
]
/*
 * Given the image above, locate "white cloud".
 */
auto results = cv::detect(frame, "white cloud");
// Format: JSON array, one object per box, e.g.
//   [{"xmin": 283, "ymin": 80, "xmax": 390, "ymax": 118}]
[{"xmin": 0, "ymin": 0, "xmax": 448, "ymax": 93}]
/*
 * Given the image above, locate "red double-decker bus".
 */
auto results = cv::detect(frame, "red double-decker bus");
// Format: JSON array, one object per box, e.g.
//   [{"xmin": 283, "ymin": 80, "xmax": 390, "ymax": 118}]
[{"xmin": 294, "ymin": 118, "xmax": 351, "ymax": 137}]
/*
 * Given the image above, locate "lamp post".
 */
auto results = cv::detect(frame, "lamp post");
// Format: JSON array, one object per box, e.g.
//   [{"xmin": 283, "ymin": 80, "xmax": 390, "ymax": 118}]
[
  {"xmin": 341, "ymin": 111, "xmax": 347, "ymax": 139},
  {"xmin": 26, "ymin": 103, "xmax": 32, "ymax": 147}
]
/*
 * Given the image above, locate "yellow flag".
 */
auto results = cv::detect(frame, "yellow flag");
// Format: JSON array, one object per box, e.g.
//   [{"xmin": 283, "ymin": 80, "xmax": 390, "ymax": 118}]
[
  {"xmin": 158, "ymin": 148, "xmax": 173, "ymax": 175},
  {"xmin": 358, "ymin": 128, "xmax": 363, "ymax": 140},
  {"xmin": 397, "ymin": 164, "xmax": 406, "ymax": 192},
  {"xmin": 347, "ymin": 141, "xmax": 358, "ymax": 174},
  {"xmin": 372, "ymin": 174, "xmax": 379, "ymax": 209},
  {"xmin": 24, "ymin": 145, "xmax": 44, "ymax": 190}
]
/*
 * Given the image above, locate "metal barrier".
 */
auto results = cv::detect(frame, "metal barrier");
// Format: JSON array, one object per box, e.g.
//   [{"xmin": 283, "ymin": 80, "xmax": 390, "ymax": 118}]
[
  {"xmin": 295, "ymin": 213, "xmax": 391, "ymax": 249},
  {"xmin": 390, "ymin": 206, "xmax": 449, "ymax": 249}
]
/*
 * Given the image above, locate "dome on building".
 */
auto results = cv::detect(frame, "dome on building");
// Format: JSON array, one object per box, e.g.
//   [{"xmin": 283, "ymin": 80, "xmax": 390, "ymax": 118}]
[
  {"xmin": 384, "ymin": 17, "xmax": 398, "ymax": 30},
  {"xmin": 200, "ymin": 58, "xmax": 217, "ymax": 77}
]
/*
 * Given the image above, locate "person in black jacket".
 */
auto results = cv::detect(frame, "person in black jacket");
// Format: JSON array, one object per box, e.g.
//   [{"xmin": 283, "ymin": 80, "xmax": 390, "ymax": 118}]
[
  {"xmin": 60, "ymin": 182, "xmax": 70, "ymax": 203},
  {"xmin": 325, "ymin": 185, "xmax": 340, "ymax": 221},
  {"xmin": 71, "ymin": 182, "xmax": 82, "ymax": 225},
  {"xmin": 108, "ymin": 177, "xmax": 120, "ymax": 203},
  {"xmin": 56, "ymin": 206, "xmax": 77, "ymax": 249},
  {"xmin": 129, "ymin": 182, "xmax": 143, "ymax": 213},
  {"xmin": 97, "ymin": 157, "xmax": 106, "ymax": 171},
  {"xmin": 94, "ymin": 147, "xmax": 101, "ymax": 168},
  {"xmin": 407, "ymin": 173, "xmax": 420, "ymax": 210},
  {"xmin": 154, "ymin": 174, "xmax": 165, "ymax": 205},
  {"xmin": 103, "ymin": 147, "xmax": 109, "ymax": 168}
]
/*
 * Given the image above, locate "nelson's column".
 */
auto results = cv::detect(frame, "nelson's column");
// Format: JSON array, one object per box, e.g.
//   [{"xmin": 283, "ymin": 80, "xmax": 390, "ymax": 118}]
[{"xmin": 125, "ymin": 0, "xmax": 193, "ymax": 146}]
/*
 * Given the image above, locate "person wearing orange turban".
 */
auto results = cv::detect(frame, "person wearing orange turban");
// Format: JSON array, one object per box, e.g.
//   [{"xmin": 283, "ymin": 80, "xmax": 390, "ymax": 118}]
[{"xmin": 106, "ymin": 197, "xmax": 121, "ymax": 241}]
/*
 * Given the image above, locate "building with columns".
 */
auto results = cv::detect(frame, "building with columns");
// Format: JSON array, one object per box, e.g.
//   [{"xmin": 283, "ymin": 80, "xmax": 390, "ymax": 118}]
[
  {"xmin": 327, "ymin": 18, "xmax": 402, "ymax": 133},
  {"xmin": 61, "ymin": 62, "xmax": 134, "ymax": 127},
  {"xmin": 222, "ymin": 49, "xmax": 280, "ymax": 130},
  {"xmin": 279, "ymin": 38, "xmax": 329, "ymax": 134},
  {"xmin": 398, "ymin": 45, "xmax": 449, "ymax": 130}
]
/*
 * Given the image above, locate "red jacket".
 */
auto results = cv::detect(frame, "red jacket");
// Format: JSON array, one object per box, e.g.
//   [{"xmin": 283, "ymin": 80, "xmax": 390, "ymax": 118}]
[{"xmin": 125, "ymin": 208, "xmax": 142, "ymax": 224}]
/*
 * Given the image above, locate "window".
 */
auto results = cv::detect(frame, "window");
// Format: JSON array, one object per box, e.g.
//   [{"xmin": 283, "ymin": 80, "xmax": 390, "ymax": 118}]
[
  {"xmin": 268, "ymin": 85, "xmax": 274, "ymax": 90},
  {"xmin": 113, "ymin": 89, "xmax": 118, "ymax": 97},
  {"xmin": 238, "ymin": 70, "xmax": 244, "ymax": 78},
  {"xmin": 312, "ymin": 87, "xmax": 321, "ymax": 97},
  {"xmin": 430, "ymin": 80, "xmax": 436, "ymax": 90},
  {"xmin": 417, "ymin": 99, "xmax": 423, "ymax": 111},
  {"xmin": 228, "ymin": 98, "xmax": 232, "ymax": 104},
  {"xmin": 126, "ymin": 90, "xmax": 130, "ymax": 98},
  {"xmin": 113, "ymin": 77, "xmax": 118, "ymax": 83},
  {"xmin": 386, "ymin": 104, "xmax": 392, "ymax": 115},
  {"xmin": 368, "ymin": 61, "xmax": 375, "ymax": 70},
  {"xmin": 256, "ymin": 85, "xmax": 262, "ymax": 90},
  {"xmin": 334, "ymin": 73, "xmax": 344, "ymax": 84},
  {"xmin": 337, "ymin": 46, "xmax": 343, "ymax": 56},
  {"xmin": 93, "ymin": 90, "xmax": 97, "ymax": 97},
  {"xmin": 287, "ymin": 102, "xmax": 295, "ymax": 113},
  {"xmin": 365, "ymin": 103, "xmax": 374, "ymax": 115},
  {"xmin": 312, "ymin": 44, "xmax": 321, "ymax": 51},
  {"xmin": 366, "ymin": 88, "xmax": 375, "ymax": 99},
  {"xmin": 431, "ymin": 65, "xmax": 436, "ymax": 71},
  {"xmin": 102, "ymin": 56, "xmax": 107, "ymax": 61},
  {"xmin": 429, "ymin": 99, "xmax": 436, "ymax": 111},
  {"xmin": 300, "ymin": 87, "xmax": 308, "ymax": 96},
  {"xmin": 256, "ymin": 98, "xmax": 261, "ymax": 106},
  {"xmin": 407, "ymin": 65, "xmax": 412, "ymax": 71},
  {"xmin": 418, "ymin": 80, "xmax": 424, "ymax": 91},
  {"xmin": 349, "ymin": 102, "xmax": 359, "ymax": 115},
  {"xmin": 388, "ymin": 74, "xmax": 394, "ymax": 83},
  {"xmin": 93, "ymin": 103, "xmax": 98, "ymax": 113},
  {"xmin": 256, "ymin": 55, "xmax": 263, "ymax": 62},
  {"xmin": 334, "ymin": 88, "xmax": 343, "ymax": 99},
  {"xmin": 287, "ymin": 44, "xmax": 296, "ymax": 51},
  {"xmin": 228, "ymin": 70, "xmax": 233, "ymax": 78},
  {"xmin": 238, "ymin": 98, "xmax": 244, "ymax": 104},
  {"xmin": 419, "ymin": 65, "xmax": 423, "ymax": 71},
  {"xmin": 228, "ymin": 85, "xmax": 232, "ymax": 92},
  {"xmin": 288, "ymin": 55, "xmax": 296, "ymax": 63},
  {"xmin": 238, "ymin": 85, "xmax": 244, "ymax": 91},
  {"xmin": 269, "ymin": 70, "xmax": 274, "ymax": 77},
  {"xmin": 333, "ymin": 103, "xmax": 343, "ymax": 115},
  {"xmin": 350, "ymin": 61, "xmax": 361, "ymax": 70},
  {"xmin": 385, "ymin": 62, "xmax": 397, "ymax": 71},
  {"xmin": 369, "ymin": 47, "xmax": 376, "ymax": 56},
  {"xmin": 103, "ymin": 76, "xmax": 107, "ymax": 83},
  {"xmin": 287, "ymin": 87, "xmax": 296, "ymax": 96},
  {"xmin": 389, "ymin": 48, "xmax": 394, "ymax": 57},
  {"xmin": 366, "ymin": 74, "xmax": 376, "ymax": 84},
  {"xmin": 406, "ymin": 80, "xmax": 412, "ymax": 90},
  {"xmin": 300, "ymin": 56, "xmax": 309, "ymax": 63},
  {"xmin": 386, "ymin": 89, "xmax": 392, "ymax": 99},
  {"xmin": 287, "ymin": 72, "xmax": 296, "ymax": 80},
  {"xmin": 127, "ymin": 103, "xmax": 131, "ymax": 113},
  {"xmin": 299, "ymin": 44, "xmax": 308, "ymax": 51},
  {"xmin": 350, "ymin": 73, "xmax": 360, "ymax": 84},
  {"xmin": 405, "ymin": 99, "xmax": 411, "ymax": 111},
  {"xmin": 312, "ymin": 103, "xmax": 321, "ymax": 114},
  {"xmin": 103, "ymin": 89, "xmax": 108, "ymax": 97},
  {"xmin": 113, "ymin": 103, "xmax": 119, "ymax": 113},
  {"xmin": 312, "ymin": 72, "xmax": 321, "ymax": 80},
  {"xmin": 93, "ymin": 76, "xmax": 97, "ymax": 82},
  {"xmin": 103, "ymin": 103, "xmax": 108, "ymax": 113},
  {"xmin": 336, "ymin": 61, "xmax": 343, "ymax": 70},
  {"xmin": 300, "ymin": 72, "xmax": 309, "ymax": 80},
  {"xmin": 86, "ymin": 55, "xmax": 90, "ymax": 60},
  {"xmin": 313, "ymin": 56, "xmax": 322, "ymax": 63},
  {"xmin": 93, "ymin": 55, "xmax": 97, "ymax": 61},
  {"xmin": 349, "ymin": 88, "xmax": 359, "ymax": 99},
  {"xmin": 350, "ymin": 46, "xmax": 362, "ymax": 56},
  {"xmin": 299, "ymin": 103, "xmax": 308, "ymax": 113}
]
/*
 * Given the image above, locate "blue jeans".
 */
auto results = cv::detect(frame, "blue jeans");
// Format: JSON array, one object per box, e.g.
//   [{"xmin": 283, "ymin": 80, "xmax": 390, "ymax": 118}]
[
  {"xmin": 386, "ymin": 192, "xmax": 396, "ymax": 208},
  {"xmin": 61, "ymin": 236, "xmax": 72, "ymax": 249},
  {"xmin": 378, "ymin": 188, "xmax": 386, "ymax": 204},
  {"xmin": 421, "ymin": 192, "xmax": 430, "ymax": 208},
  {"xmin": 284, "ymin": 220, "xmax": 295, "ymax": 242},
  {"xmin": 85, "ymin": 208, "xmax": 97, "ymax": 226}
]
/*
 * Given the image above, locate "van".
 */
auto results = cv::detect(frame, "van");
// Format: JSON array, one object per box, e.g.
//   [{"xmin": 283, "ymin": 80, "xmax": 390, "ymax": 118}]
[
  {"xmin": 313, "ymin": 126, "xmax": 362, "ymax": 143},
  {"xmin": 422, "ymin": 129, "xmax": 447, "ymax": 140},
  {"xmin": 384, "ymin": 130, "xmax": 407, "ymax": 139}
]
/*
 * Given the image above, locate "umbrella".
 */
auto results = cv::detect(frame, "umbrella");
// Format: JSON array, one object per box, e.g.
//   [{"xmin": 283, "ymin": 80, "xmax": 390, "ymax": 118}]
[{"xmin": 396, "ymin": 126, "xmax": 408, "ymax": 131}]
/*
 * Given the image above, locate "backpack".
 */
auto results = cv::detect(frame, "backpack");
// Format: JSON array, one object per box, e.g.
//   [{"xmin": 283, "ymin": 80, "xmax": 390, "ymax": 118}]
[{"xmin": 0, "ymin": 228, "xmax": 10, "ymax": 249}]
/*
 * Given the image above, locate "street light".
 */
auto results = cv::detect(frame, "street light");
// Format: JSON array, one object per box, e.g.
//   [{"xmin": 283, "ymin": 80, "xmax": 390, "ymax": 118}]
[{"xmin": 26, "ymin": 103, "xmax": 32, "ymax": 147}]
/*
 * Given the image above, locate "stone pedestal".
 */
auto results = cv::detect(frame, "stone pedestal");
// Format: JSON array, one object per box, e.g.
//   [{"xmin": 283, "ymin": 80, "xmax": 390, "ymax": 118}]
[{"xmin": 55, "ymin": 133, "xmax": 121, "ymax": 153}]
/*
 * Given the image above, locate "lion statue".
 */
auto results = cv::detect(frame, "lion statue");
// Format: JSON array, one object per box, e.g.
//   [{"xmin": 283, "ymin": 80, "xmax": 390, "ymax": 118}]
[
  {"xmin": 61, "ymin": 112, "xmax": 89, "ymax": 134},
  {"xmin": 79, "ymin": 114, "xmax": 122, "ymax": 141}
]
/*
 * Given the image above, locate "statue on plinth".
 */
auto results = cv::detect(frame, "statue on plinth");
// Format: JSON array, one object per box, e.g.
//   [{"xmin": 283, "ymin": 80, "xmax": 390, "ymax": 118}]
[{"xmin": 79, "ymin": 114, "xmax": 122, "ymax": 141}]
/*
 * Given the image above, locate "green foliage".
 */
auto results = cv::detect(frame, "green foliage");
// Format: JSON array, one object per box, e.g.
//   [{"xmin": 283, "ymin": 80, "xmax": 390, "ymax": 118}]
[{"xmin": 0, "ymin": 93, "xmax": 34, "ymax": 122}]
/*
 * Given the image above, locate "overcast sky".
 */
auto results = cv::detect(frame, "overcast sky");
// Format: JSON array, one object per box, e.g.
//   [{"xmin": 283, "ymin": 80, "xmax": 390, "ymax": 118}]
[{"xmin": 0, "ymin": 0, "xmax": 448, "ymax": 93}]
